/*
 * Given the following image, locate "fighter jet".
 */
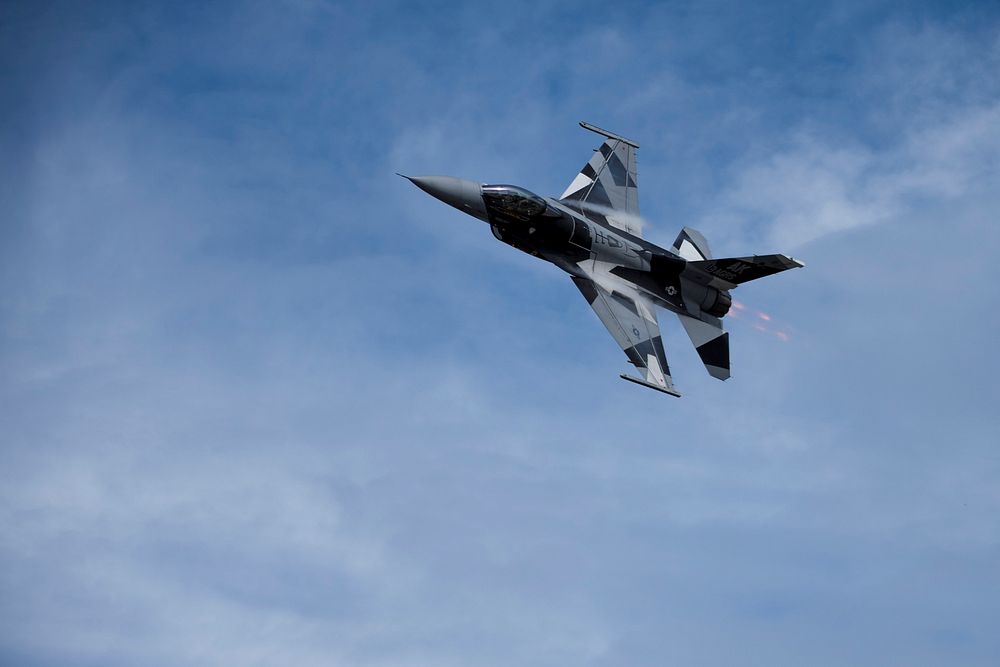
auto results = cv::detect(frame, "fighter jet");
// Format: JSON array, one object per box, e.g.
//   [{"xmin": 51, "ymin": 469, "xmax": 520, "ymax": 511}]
[{"xmin": 402, "ymin": 121, "xmax": 803, "ymax": 397}]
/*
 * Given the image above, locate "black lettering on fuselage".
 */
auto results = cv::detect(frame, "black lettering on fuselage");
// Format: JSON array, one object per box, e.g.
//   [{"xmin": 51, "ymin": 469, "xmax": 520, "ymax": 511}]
[{"xmin": 594, "ymin": 228, "xmax": 623, "ymax": 249}]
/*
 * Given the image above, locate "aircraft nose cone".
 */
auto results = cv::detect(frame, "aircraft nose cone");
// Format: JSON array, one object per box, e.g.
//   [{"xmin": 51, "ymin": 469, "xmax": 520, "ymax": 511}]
[{"xmin": 405, "ymin": 175, "xmax": 488, "ymax": 222}]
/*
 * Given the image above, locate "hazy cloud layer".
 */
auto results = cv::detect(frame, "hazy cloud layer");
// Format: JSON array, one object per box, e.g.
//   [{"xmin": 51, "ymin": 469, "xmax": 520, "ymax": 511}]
[{"xmin": 2, "ymin": 2, "xmax": 999, "ymax": 666}]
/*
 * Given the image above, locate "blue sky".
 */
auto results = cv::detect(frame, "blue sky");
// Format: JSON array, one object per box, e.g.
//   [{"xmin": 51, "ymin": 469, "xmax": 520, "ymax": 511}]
[{"xmin": 2, "ymin": 1, "xmax": 999, "ymax": 665}]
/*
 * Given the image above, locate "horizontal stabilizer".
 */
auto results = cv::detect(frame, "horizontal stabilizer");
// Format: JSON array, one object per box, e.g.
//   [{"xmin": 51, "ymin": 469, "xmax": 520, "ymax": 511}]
[
  {"xmin": 686, "ymin": 254, "xmax": 804, "ymax": 289},
  {"xmin": 677, "ymin": 313, "xmax": 730, "ymax": 380}
]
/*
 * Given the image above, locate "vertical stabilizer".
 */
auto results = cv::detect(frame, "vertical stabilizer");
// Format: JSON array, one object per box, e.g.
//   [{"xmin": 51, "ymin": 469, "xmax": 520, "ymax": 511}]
[{"xmin": 672, "ymin": 227, "xmax": 712, "ymax": 261}]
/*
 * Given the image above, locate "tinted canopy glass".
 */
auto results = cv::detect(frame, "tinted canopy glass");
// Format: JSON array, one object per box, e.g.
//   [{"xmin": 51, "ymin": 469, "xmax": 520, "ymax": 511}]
[{"xmin": 481, "ymin": 185, "xmax": 547, "ymax": 218}]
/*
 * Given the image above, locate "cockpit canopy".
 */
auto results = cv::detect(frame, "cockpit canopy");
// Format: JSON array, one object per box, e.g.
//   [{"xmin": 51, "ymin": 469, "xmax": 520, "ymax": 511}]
[{"xmin": 481, "ymin": 184, "xmax": 547, "ymax": 219}]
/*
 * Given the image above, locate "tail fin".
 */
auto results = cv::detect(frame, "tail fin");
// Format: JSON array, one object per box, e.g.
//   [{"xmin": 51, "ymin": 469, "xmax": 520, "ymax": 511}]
[
  {"xmin": 677, "ymin": 313, "xmax": 730, "ymax": 380},
  {"xmin": 670, "ymin": 229, "xmax": 802, "ymax": 381},
  {"xmin": 672, "ymin": 227, "xmax": 713, "ymax": 261},
  {"xmin": 686, "ymin": 254, "xmax": 805, "ymax": 289}
]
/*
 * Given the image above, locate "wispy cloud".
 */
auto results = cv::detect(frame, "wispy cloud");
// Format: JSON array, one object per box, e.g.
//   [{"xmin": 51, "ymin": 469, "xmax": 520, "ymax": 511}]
[
  {"xmin": 2, "ymin": 3, "xmax": 1000, "ymax": 667},
  {"xmin": 694, "ymin": 20, "xmax": 1000, "ymax": 251},
  {"xmin": 701, "ymin": 101, "xmax": 1000, "ymax": 250}
]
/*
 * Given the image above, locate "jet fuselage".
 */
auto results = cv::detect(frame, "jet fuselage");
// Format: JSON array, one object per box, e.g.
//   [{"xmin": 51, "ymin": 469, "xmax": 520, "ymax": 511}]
[
  {"xmin": 402, "ymin": 121, "xmax": 803, "ymax": 396},
  {"xmin": 407, "ymin": 176, "xmax": 732, "ymax": 321}
]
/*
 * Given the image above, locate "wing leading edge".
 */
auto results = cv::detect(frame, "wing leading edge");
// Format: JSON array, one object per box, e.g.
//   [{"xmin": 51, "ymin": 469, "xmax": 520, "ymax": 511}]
[{"xmin": 572, "ymin": 275, "xmax": 680, "ymax": 397}]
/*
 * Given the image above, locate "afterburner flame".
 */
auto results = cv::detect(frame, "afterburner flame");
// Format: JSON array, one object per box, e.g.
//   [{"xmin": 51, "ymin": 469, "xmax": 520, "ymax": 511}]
[{"xmin": 728, "ymin": 301, "xmax": 793, "ymax": 342}]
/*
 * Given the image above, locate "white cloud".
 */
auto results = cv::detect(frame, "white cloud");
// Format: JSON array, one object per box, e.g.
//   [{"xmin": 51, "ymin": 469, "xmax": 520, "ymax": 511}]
[
  {"xmin": 694, "ymin": 20, "xmax": 1000, "ymax": 253},
  {"xmin": 698, "ymin": 100, "xmax": 1000, "ymax": 251}
]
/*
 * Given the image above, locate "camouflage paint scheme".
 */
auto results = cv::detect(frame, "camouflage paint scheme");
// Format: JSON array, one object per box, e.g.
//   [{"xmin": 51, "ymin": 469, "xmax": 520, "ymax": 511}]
[{"xmin": 403, "ymin": 122, "xmax": 804, "ymax": 397}]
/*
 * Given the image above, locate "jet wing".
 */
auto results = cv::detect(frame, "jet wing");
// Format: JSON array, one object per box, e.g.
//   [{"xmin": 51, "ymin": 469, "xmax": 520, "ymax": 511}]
[
  {"xmin": 571, "ymin": 275, "xmax": 680, "ymax": 397},
  {"xmin": 560, "ymin": 121, "xmax": 641, "ymax": 237}
]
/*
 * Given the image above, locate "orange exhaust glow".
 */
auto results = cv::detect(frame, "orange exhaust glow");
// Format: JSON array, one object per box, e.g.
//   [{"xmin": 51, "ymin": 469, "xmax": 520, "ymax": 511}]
[{"xmin": 729, "ymin": 300, "xmax": 793, "ymax": 342}]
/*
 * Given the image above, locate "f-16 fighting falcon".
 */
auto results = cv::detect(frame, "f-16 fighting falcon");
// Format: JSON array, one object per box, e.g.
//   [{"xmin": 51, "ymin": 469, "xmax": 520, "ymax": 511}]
[{"xmin": 402, "ymin": 122, "xmax": 803, "ymax": 397}]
